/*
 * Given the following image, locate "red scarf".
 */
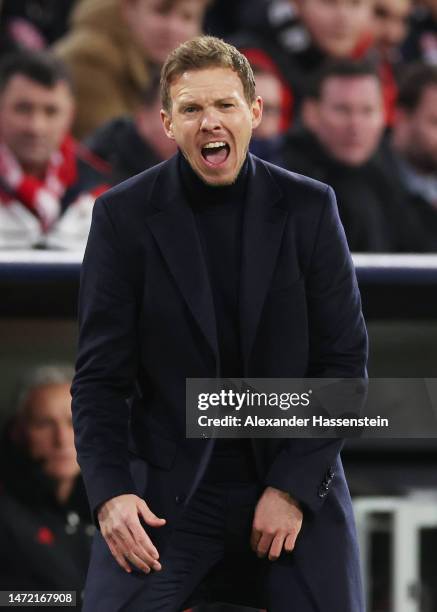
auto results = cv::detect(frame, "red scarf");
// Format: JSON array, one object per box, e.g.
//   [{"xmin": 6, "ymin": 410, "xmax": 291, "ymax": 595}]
[{"xmin": 0, "ymin": 136, "xmax": 78, "ymax": 231}]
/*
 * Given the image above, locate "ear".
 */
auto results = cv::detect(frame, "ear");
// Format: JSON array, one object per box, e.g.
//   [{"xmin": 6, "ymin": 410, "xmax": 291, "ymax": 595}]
[
  {"xmin": 160, "ymin": 109, "xmax": 175, "ymax": 140},
  {"xmin": 251, "ymin": 95, "xmax": 263, "ymax": 130}
]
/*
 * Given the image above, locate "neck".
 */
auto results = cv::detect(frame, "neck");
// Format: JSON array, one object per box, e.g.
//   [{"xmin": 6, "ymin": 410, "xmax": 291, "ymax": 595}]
[{"xmin": 179, "ymin": 151, "xmax": 249, "ymax": 213}]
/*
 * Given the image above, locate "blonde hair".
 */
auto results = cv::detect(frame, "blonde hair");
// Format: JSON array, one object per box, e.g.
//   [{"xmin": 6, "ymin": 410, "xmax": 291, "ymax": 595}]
[{"xmin": 160, "ymin": 35, "xmax": 256, "ymax": 112}]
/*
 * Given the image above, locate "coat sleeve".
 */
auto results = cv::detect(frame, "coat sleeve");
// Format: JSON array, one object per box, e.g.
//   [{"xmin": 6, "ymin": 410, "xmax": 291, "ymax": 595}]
[
  {"xmin": 71, "ymin": 195, "xmax": 140, "ymax": 518},
  {"xmin": 264, "ymin": 185, "xmax": 368, "ymax": 514}
]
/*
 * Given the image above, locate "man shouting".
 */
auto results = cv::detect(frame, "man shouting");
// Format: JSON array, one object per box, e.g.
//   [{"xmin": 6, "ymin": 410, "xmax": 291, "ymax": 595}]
[{"xmin": 72, "ymin": 35, "xmax": 367, "ymax": 612}]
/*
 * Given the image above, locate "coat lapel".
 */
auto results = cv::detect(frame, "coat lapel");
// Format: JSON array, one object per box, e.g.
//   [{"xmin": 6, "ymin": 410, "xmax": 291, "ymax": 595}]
[
  {"xmin": 144, "ymin": 154, "xmax": 286, "ymax": 374},
  {"xmin": 240, "ymin": 155, "xmax": 287, "ymax": 373},
  {"xmin": 145, "ymin": 155, "xmax": 219, "ymax": 367}
]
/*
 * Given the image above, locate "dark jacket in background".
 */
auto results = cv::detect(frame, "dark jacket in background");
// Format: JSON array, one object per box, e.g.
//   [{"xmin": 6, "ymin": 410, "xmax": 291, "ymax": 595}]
[
  {"xmin": 203, "ymin": 0, "xmax": 264, "ymax": 39},
  {"xmin": 404, "ymin": 194, "xmax": 437, "ymax": 251},
  {"xmin": 283, "ymin": 129, "xmax": 420, "ymax": 252},
  {"xmin": 85, "ymin": 117, "xmax": 161, "ymax": 185},
  {"xmin": 0, "ymin": 427, "xmax": 93, "ymax": 604},
  {"xmin": 378, "ymin": 142, "xmax": 437, "ymax": 252},
  {"xmin": 402, "ymin": 7, "xmax": 437, "ymax": 65},
  {"xmin": 0, "ymin": 0, "xmax": 76, "ymax": 53}
]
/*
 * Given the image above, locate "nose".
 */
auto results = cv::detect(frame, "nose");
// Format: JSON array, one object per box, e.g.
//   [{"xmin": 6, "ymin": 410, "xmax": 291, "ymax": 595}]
[
  {"xmin": 27, "ymin": 110, "xmax": 48, "ymax": 136},
  {"xmin": 200, "ymin": 108, "xmax": 222, "ymax": 132},
  {"xmin": 347, "ymin": 116, "xmax": 363, "ymax": 139},
  {"xmin": 54, "ymin": 423, "xmax": 73, "ymax": 449}
]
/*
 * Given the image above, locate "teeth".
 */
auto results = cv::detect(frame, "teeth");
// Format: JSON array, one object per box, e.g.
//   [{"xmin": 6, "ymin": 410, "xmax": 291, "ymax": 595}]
[{"xmin": 203, "ymin": 141, "xmax": 227, "ymax": 149}]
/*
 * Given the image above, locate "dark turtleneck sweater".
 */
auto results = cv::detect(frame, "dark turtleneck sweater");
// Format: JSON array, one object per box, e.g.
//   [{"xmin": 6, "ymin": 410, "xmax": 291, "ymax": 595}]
[{"xmin": 179, "ymin": 151, "xmax": 256, "ymax": 483}]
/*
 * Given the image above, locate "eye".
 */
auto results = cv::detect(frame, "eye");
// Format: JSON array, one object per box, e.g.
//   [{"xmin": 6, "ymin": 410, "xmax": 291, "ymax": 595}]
[
  {"xmin": 220, "ymin": 103, "xmax": 234, "ymax": 109},
  {"xmin": 45, "ymin": 105, "xmax": 59, "ymax": 117},
  {"xmin": 14, "ymin": 101, "xmax": 33, "ymax": 115},
  {"xmin": 183, "ymin": 106, "xmax": 198, "ymax": 114}
]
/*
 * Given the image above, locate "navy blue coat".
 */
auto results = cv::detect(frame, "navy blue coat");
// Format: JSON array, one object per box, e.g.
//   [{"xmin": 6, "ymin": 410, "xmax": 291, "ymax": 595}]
[{"xmin": 71, "ymin": 153, "xmax": 368, "ymax": 611}]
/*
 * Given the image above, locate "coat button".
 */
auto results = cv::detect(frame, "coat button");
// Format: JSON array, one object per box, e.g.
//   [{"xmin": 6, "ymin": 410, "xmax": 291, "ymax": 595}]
[
  {"xmin": 175, "ymin": 494, "xmax": 186, "ymax": 505},
  {"xmin": 327, "ymin": 467, "xmax": 335, "ymax": 480}
]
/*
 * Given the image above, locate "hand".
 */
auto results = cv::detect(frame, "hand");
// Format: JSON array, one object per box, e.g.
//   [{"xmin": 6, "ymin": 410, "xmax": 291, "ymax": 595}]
[
  {"xmin": 97, "ymin": 494, "xmax": 166, "ymax": 574},
  {"xmin": 250, "ymin": 486, "xmax": 303, "ymax": 561}
]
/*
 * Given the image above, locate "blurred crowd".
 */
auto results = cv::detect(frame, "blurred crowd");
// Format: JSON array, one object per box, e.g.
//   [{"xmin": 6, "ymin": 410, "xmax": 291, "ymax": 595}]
[{"xmin": 0, "ymin": 0, "xmax": 435, "ymax": 252}]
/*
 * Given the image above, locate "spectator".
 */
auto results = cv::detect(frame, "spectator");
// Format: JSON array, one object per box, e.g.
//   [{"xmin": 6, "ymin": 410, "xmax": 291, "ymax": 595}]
[
  {"xmin": 372, "ymin": 0, "xmax": 413, "ymax": 62},
  {"xmin": 234, "ymin": 0, "xmax": 379, "ymax": 127},
  {"xmin": 85, "ymin": 76, "xmax": 176, "ymax": 184},
  {"xmin": 283, "ymin": 60, "xmax": 414, "ymax": 252},
  {"xmin": 402, "ymin": 0, "xmax": 437, "ymax": 65},
  {"xmin": 0, "ymin": 365, "xmax": 94, "ymax": 602},
  {"xmin": 295, "ymin": 0, "xmax": 372, "ymax": 58},
  {"xmin": 388, "ymin": 63, "xmax": 437, "ymax": 250},
  {"xmin": 54, "ymin": 0, "xmax": 210, "ymax": 139},
  {"xmin": 249, "ymin": 66, "xmax": 287, "ymax": 166},
  {"xmin": 0, "ymin": 50, "xmax": 110, "ymax": 250}
]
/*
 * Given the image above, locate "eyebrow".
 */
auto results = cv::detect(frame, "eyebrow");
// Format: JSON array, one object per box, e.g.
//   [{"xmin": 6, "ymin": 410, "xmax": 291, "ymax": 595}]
[{"xmin": 176, "ymin": 95, "xmax": 238, "ymax": 107}]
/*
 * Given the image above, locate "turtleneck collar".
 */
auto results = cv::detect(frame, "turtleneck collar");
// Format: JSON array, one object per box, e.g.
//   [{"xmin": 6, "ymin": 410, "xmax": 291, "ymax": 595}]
[{"xmin": 178, "ymin": 149, "xmax": 249, "ymax": 211}]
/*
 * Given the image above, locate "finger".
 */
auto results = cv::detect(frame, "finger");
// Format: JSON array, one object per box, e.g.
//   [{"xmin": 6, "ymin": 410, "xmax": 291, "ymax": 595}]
[
  {"xmin": 108, "ymin": 520, "xmax": 154, "ymax": 567},
  {"xmin": 256, "ymin": 533, "xmax": 274, "ymax": 558},
  {"xmin": 130, "ymin": 540, "xmax": 163, "ymax": 570},
  {"xmin": 139, "ymin": 501, "xmax": 166, "ymax": 528},
  {"xmin": 151, "ymin": 559, "xmax": 162, "ymax": 571},
  {"xmin": 250, "ymin": 528, "xmax": 262, "ymax": 552},
  {"xmin": 112, "ymin": 529, "xmax": 161, "ymax": 573},
  {"xmin": 268, "ymin": 533, "xmax": 285, "ymax": 561},
  {"xmin": 284, "ymin": 532, "xmax": 297, "ymax": 553},
  {"xmin": 129, "ymin": 519, "xmax": 160, "ymax": 561},
  {"xmin": 125, "ymin": 550, "xmax": 153, "ymax": 574},
  {"xmin": 106, "ymin": 536, "xmax": 132, "ymax": 573},
  {"xmin": 107, "ymin": 523, "xmax": 138, "ymax": 559},
  {"xmin": 108, "ymin": 517, "xmax": 137, "ymax": 547}
]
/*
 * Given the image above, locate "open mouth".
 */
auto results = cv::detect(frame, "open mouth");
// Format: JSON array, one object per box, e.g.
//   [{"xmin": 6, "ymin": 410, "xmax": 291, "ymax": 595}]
[{"xmin": 201, "ymin": 141, "xmax": 230, "ymax": 166}]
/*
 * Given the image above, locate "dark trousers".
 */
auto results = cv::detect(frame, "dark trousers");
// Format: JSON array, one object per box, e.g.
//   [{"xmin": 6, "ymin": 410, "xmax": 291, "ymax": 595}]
[{"xmin": 121, "ymin": 480, "xmax": 319, "ymax": 612}]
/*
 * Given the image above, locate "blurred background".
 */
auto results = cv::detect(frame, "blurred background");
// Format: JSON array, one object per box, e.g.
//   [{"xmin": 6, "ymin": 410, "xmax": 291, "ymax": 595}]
[{"xmin": 1, "ymin": 1, "xmax": 437, "ymax": 610}]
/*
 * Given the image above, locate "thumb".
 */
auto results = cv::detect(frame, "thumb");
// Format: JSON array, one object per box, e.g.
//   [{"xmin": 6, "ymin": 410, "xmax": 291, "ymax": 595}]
[{"xmin": 138, "ymin": 500, "xmax": 166, "ymax": 527}]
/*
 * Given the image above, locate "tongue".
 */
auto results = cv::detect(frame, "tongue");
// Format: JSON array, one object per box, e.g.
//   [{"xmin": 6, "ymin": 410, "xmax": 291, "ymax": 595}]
[{"xmin": 203, "ymin": 146, "xmax": 228, "ymax": 165}]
